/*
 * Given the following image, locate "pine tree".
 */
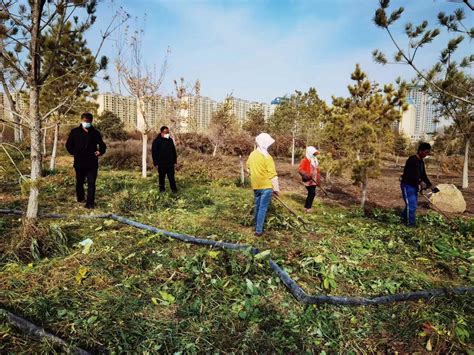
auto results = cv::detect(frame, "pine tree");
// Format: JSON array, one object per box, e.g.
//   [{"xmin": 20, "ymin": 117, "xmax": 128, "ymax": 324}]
[
  {"xmin": 96, "ymin": 111, "xmax": 127, "ymax": 141},
  {"xmin": 268, "ymin": 88, "xmax": 327, "ymax": 164},
  {"xmin": 0, "ymin": 0, "xmax": 104, "ymax": 220},
  {"xmin": 324, "ymin": 64, "xmax": 407, "ymax": 208},
  {"xmin": 373, "ymin": 0, "xmax": 473, "ymax": 188},
  {"xmin": 208, "ymin": 96, "xmax": 237, "ymax": 156},
  {"xmin": 41, "ymin": 20, "xmax": 105, "ymax": 170},
  {"xmin": 242, "ymin": 106, "xmax": 266, "ymax": 136}
]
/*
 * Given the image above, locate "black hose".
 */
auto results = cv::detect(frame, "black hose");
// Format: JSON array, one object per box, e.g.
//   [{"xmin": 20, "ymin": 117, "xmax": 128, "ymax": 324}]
[
  {"xmin": 1, "ymin": 308, "xmax": 90, "ymax": 355},
  {"xmin": 1, "ymin": 209, "xmax": 473, "ymax": 306}
]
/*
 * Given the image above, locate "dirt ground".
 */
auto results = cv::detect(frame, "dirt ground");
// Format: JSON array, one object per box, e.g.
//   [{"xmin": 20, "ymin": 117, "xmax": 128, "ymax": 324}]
[{"xmin": 274, "ymin": 158, "xmax": 474, "ymax": 218}]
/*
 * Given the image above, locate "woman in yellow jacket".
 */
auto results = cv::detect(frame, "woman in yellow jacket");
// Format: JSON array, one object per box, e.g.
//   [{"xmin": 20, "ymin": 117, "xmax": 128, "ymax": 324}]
[{"xmin": 246, "ymin": 133, "xmax": 280, "ymax": 236}]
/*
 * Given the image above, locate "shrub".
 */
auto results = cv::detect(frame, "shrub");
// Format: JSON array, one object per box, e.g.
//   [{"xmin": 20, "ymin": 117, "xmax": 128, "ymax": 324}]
[
  {"xmin": 177, "ymin": 133, "xmax": 213, "ymax": 154},
  {"xmin": 220, "ymin": 132, "xmax": 254, "ymax": 156},
  {"xmin": 95, "ymin": 111, "xmax": 128, "ymax": 141},
  {"xmin": 101, "ymin": 140, "xmax": 153, "ymax": 170}
]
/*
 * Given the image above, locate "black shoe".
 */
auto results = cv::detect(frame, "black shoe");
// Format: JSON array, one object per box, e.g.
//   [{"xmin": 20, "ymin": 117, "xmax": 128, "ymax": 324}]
[
  {"xmin": 85, "ymin": 204, "xmax": 95, "ymax": 209},
  {"xmin": 77, "ymin": 198, "xmax": 85, "ymax": 203}
]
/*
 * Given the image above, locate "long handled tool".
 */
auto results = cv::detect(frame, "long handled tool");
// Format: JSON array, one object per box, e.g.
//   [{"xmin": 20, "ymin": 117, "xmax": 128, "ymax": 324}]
[
  {"xmin": 311, "ymin": 178, "xmax": 330, "ymax": 198},
  {"xmin": 307, "ymin": 176, "xmax": 331, "ymax": 198},
  {"xmin": 273, "ymin": 194, "xmax": 312, "ymax": 231},
  {"xmin": 420, "ymin": 191, "xmax": 454, "ymax": 226}
]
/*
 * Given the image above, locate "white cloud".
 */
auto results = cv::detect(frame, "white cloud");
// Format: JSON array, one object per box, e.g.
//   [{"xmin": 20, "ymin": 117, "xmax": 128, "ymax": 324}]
[
  {"xmin": 140, "ymin": 0, "xmax": 350, "ymax": 102},
  {"xmin": 94, "ymin": 0, "xmax": 473, "ymax": 104}
]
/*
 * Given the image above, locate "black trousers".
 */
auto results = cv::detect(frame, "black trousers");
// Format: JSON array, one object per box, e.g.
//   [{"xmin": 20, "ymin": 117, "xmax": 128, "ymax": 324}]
[
  {"xmin": 158, "ymin": 165, "xmax": 177, "ymax": 192},
  {"xmin": 75, "ymin": 165, "xmax": 98, "ymax": 206},
  {"xmin": 304, "ymin": 186, "xmax": 316, "ymax": 209}
]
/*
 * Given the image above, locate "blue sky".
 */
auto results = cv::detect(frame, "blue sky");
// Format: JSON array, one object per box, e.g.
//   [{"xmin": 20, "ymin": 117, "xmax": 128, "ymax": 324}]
[{"xmin": 89, "ymin": 0, "xmax": 473, "ymax": 103}]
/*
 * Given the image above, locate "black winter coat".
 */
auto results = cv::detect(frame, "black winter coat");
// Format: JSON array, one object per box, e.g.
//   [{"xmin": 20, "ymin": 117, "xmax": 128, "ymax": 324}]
[
  {"xmin": 66, "ymin": 125, "xmax": 107, "ymax": 168},
  {"xmin": 151, "ymin": 135, "xmax": 177, "ymax": 167},
  {"xmin": 401, "ymin": 155, "xmax": 432, "ymax": 188}
]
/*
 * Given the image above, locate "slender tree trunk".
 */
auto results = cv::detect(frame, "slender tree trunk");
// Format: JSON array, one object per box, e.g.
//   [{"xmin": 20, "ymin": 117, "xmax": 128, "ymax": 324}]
[
  {"xmin": 141, "ymin": 132, "xmax": 148, "ymax": 178},
  {"xmin": 291, "ymin": 129, "xmax": 295, "ymax": 166},
  {"xmin": 212, "ymin": 143, "xmax": 218, "ymax": 157},
  {"xmin": 462, "ymin": 138, "xmax": 469, "ymax": 189},
  {"xmin": 49, "ymin": 122, "xmax": 59, "ymax": 170},
  {"xmin": 42, "ymin": 126, "xmax": 47, "ymax": 157},
  {"xmin": 0, "ymin": 70, "xmax": 22, "ymax": 143},
  {"xmin": 326, "ymin": 171, "xmax": 331, "ymax": 183},
  {"xmin": 360, "ymin": 173, "xmax": 368, "ymax": 209},
  {"xmin": 136, "ymin": 98, "xmax": 149, "ymax": 178},
  {"xmin": 395, "ymin": 155, "xmax": 399, "ymax": 167},
  {"xmin": 26, "ymin": 87, "xmax": 42, "ymax": 219},
  {"xmin": 26, "ymin": 1, "xmax": 43, "ymax": 220},
  {"xmin": 239, "ymin": 154, "xmax": 244, "ymax": 185},
  {"xmin": 19, "ymin": 120, "xmax": 23, "ymax": 142},
  {"xmin": 14, "ymin": 117, "xmax": 22, "ymax": 143}
]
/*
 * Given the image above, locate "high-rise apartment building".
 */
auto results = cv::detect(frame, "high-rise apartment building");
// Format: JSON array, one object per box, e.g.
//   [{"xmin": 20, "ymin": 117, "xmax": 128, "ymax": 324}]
[
  {"xmin": 181, "ymin": 95, "xmax": 218, "ymax": 132},
  {"xmin": 96, "ymin": 93, "xmax": 137, "ymax": 129},
  {"xmin": 224, "ymin": 97, "xmax": 275, "ymax": 127},
  {"xmin": 397, "ymin": 100, "xmax": 417, "ymax": 139},
  {"xmin": 142, "ymin": 96, "xmax": 171, "ymax": 129},
  {"xmin": 407, "ymin": 87, "xmax": 439, "ymax": 137},
  {"xmin": 96, "ymin": 93, "xmax": 275, "ymax": 132}
]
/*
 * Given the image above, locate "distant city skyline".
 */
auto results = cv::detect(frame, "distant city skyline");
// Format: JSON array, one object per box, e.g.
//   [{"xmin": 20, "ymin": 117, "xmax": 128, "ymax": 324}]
[
  {"xmin": 96, "ymin": 92, "xmax": 276, "ymax": 132},
  {"xmin": 86, "ymin": 0, "xmax": 472, "ymax": 107}
]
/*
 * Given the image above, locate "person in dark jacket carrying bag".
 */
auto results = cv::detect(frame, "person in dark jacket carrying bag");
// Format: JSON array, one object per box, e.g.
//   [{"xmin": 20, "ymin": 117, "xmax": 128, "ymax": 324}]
[
  {"xmin": 66, "ymin": 112, "xmax": 106, "ymax": 209},
  {"xmin": 400, "ymin": 142, "xmax": 435, "ymax": 227},
  {"xmin": 152, "ymin": 126, "xmax": 178, "ymax": 193}
]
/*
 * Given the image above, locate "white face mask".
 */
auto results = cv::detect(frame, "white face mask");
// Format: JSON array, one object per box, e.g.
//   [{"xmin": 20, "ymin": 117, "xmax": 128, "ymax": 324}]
[
  {"xmin": 163, "ymin": 133, "xmax": 170, "ymax": 139},
  {"xmin": 82, "ymin": 122, "xmax": 92, "ymax": 129}
]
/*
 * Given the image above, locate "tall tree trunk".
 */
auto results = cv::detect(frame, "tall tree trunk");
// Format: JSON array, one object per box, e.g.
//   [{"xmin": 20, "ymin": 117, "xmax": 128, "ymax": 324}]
[
  {"xmin": 26, "ymin": 87, "xmax": 42, "ymax": 219},
  {"xmin": 360, "ymin": 173, "xmax": 368, "ymax": 209},
  {"xmin": 141, "ymin": 132, "xmax": 148, "ymax": 178},
  {"xmin": 462, "ymin": 138, "xmax": 469, "ymax": 189},
  {"xmin": 136, "ymin": 98, "xmax": 149, "ymax": 178},
  {"xmin": 212, "ymin": 143, "xmax": 218, "ymax": 157},
  {"xmin": 239, "ymin": 155, "xmax": 244, "ymax": 185},
  {"xmin": 15, "ymin": 117, "xmax": 22, "ymax": 143},
  {"xmin": 26, "ymin": 0, "xmax": 43, "ymax": 220},
  {"xmin": 291, "ymin": 129, "xmax": 295, "ymax": 166},
  {"xmin": 0, "ymin": 69, "xmax": 22, "ymax": 143},
  {"xmin": 49, "ymin": 122, "xmax": 59, "ymax": 170},
  {"xmin": 19, "ymin": 121, "xmax": 23, "ymax": 142},
  {"xmin": 42, "ymin": 126, "xmax": 47, "ymax": 157},
  {"xmin": 395, "ymin": 155, "xmax": 399, "ymax": 167}
]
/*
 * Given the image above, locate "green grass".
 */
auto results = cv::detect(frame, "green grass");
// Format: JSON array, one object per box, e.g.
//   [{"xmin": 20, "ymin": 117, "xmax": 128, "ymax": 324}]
[{"xmin": 1, "ymin": 159, "xmax": 473, "ymax": 353}]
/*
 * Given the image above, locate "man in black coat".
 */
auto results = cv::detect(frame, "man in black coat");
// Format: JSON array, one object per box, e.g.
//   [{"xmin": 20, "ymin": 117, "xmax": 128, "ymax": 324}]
[
  {"xmin": 66, "ymin": 112, "xmax": 107, "ymax": 208},
  {"xmin": 400, "ymin": 142, "xmax": 434, "ymax": 226},
  {"xmin": 152, "ymin": 126, "xmax": 178, "ymax": 193}
]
